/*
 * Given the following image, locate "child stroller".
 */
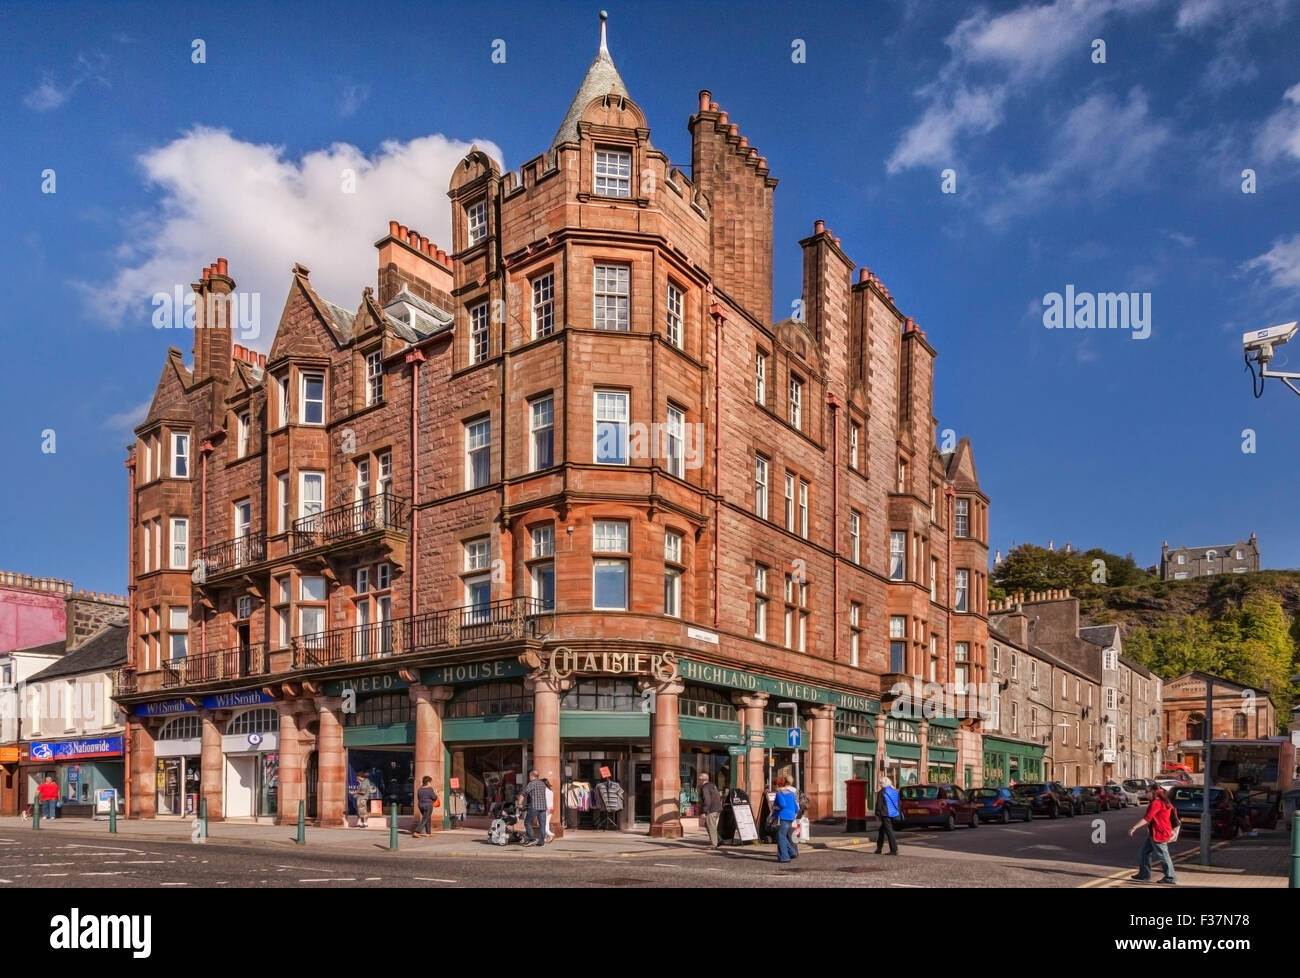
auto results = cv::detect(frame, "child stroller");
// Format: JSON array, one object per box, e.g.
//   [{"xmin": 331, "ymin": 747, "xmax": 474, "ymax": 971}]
[{"xmin": 488, "ymin": 800, "xmax": 526, "ymax": 846}]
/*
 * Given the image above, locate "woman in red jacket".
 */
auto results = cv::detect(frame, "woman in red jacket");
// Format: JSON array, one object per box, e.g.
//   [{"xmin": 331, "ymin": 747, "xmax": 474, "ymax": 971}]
[
  {"xmin": 1128, "ymin": 786, "xmax": 1177, "ymax": 884},
  {"xmin": 36, "ymin": 776, "xmax": 59, "ymax": 820}
]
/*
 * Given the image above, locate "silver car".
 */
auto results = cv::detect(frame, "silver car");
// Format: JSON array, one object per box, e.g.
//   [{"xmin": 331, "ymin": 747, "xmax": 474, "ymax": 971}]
[{"xmin": 1122, "ymin": 778, "xmax": 1155, "ymax": 803}]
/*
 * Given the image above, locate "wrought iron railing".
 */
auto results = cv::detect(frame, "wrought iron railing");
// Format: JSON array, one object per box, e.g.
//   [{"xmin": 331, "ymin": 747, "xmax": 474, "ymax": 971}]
[
  {"xmin": 291, "ymin": 493, "xmax": 408, "ymax": 553},
  {"xmin": 112, "ymin": 668, "xmax": 138, "ymax": 696},
  {"xmin": 292, "ymin": 597, "xmax": 544, "ymax": 669},
  {"xmin": 195, "ymin": 533, "xmax": 267, "ymax": 578},
  {"xmin": 161, "ymin": 643, "xmax": 268, "ymax": 689}
]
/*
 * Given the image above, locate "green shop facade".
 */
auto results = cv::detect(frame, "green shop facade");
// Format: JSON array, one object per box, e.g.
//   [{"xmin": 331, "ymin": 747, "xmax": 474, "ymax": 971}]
[{"xmin": 982, "ymin": 736, "xmax": 1046, "ymax": 786}]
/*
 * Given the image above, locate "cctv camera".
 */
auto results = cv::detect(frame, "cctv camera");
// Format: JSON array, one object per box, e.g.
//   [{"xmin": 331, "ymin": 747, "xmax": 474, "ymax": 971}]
[{"xmin": 1243, "ymin": 321, "xmax": 1298, "ymax": 362}]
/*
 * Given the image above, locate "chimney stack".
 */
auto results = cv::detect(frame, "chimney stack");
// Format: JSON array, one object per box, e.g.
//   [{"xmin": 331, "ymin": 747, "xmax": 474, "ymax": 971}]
[{"xmin": 375, "ymin": 219, "xmax": 454, "ymax": 307}]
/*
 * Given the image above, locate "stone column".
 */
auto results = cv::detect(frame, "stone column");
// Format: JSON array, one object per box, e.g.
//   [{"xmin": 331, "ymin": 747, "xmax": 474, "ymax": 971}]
[
  {"xmin": 411, "ymin": 684, "xmax": 454, "ymax": 832},
  {"xmin": 807, "ymin": 705, "xmax": 836, "ymax": 819},
  {"xmin": 525, "ymin": 674, "xmax": 568, "ymax": 837},
  {"xmin": 875, "ymin": 709, "xmax": 888, "ymax": 782},
  {"xmin": 129, "ymin": 717, "xmax": 156, "ymax": 819},
  {"xmin": 275, "ymin": 702, "xmax": 303, "ymax": 826},
  {"xmin": 919, "ymin": 718, "xmax": 929, "ymax": 782},
  {"xmin": 316, "ymin": 696, "xmax": 346, "ymax": 827},
  {"xmin": 647, "ymin": 678, "xmax": 684, "ymax": 838},
  {"xmin": 200, "ymin": 712, "xmax": 224, "ymax": 820},
  {"xmin": 734, "ymin": 693, "xmax": 768, "ymax": 804}
]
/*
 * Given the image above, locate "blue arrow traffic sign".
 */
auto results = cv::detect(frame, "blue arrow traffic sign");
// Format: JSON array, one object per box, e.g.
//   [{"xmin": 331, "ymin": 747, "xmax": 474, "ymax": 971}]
[{"xmin": 787, "ymin": 727, "xmax": 801, "ymax": 748}]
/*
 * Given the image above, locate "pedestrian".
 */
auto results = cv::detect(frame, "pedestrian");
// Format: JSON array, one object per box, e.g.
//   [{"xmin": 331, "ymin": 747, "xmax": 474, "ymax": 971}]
[
  {"xmin": 351, "ymin": 770, "xmax": 375, "ymax": 828},
  {"xmin": 1128, "ymin": 785, "xmax": 1177, "ymax": 884},
  {"xmin": 37, "ymin": 775, "xmax": 59, "ymax": 820},
  {"xmin": 698, "ymin": 772, "xmax": 723, "ymax": 847},
  {"xmin": 413, "ymin": 776, "xmax": 437, "ymax": 837},
  {"xmin": 874, "ymin": 775, "xmax": 900, "ymax": 855},
  {"xmin": 772, "ymin": 775, "xmax": 800, "ymax": 863},
  {"xmin": 543, "ymin": 778, "xmax": 556, "ymax": 842},
  {"xmin": 520, "ymin": 768, "xmax": 549, "ymax": 848}
]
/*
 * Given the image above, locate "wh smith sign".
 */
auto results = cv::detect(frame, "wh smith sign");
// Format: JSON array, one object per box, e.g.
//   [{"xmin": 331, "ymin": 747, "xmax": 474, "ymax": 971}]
[{"xmin": 30, "ymin": 737, "xmax": 125, "ymax": 760}]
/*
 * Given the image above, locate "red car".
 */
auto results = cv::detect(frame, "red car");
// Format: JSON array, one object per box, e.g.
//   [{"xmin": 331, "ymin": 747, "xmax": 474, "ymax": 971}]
[
  {"xmin": 1092, "ymin": 785, "xmax": 1123, "ymax": 810},
  {"xmin": 897, "ymin": 784, "xmax": 980, "ymax": 830}
]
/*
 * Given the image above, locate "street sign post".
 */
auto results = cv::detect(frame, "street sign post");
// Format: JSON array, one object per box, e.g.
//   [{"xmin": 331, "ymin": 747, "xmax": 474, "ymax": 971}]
[
  {"xmin": 787, "ymin": 728, "xmax": 801, "ymax": 749},
  {"xmin": 727, "ymin": 744, "xmax": 746, "ymax": 756}
]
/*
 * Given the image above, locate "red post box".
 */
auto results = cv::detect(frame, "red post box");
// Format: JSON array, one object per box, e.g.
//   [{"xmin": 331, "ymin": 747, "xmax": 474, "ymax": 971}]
[{"xmin": 845, "ymin": 778, "xmax": 868, "ymax": 832}]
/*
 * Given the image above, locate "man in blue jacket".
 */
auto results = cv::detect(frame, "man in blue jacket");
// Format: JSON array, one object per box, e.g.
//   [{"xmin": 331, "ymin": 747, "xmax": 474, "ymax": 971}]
[{"xmin": 874, "ymin": 776, "xmax": 900, "ymax": 855}]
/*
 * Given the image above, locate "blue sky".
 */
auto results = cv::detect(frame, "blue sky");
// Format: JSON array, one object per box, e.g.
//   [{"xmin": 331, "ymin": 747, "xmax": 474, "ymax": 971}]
[{"xmin": 2, "ymin": 0, "xmax": 1299, "ymax": 594}]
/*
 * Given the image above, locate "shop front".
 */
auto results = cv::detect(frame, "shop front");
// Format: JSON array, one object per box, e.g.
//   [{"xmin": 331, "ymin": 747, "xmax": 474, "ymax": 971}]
[
  {"xmin": 927, "ymin": 718, "xmax": 959, "ymax": 783},
  {"xmin": 559, "ymin": 677, "xmax": 649, "ymax": 829},
  {"xmin": 442, "ymin": 674, "xmax": 533, "ymax": 823},
  {"xmin": 25, "ymin": 736, "xmax": 124, "ymax": 815},
  {"xmin": 154, "ymin": 714, "xmax": 202, "ymax": 816},
  {"xmin": 678, "ymin": 685, "xmax": 741, "ymax": 818},
  {"xmin": 983, "ymin": 736, "xmax": 1045, "ymax": 787},
  {"xmin": 833, "ymin": 709, "xmax": 876, "ymax": 812},
  {"xmin": 222, "ymin": 707, "xmax": 279, "ymax": 819},
  {"xmin": 883, "ymin": 717, "xmax": 921, "ymax": 786},
  {"xmin": 341, "ymin": 681, "xmax": 415, "ymax": 821}
]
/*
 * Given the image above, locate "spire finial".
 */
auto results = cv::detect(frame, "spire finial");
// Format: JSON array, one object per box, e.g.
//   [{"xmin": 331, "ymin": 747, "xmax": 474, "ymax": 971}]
[{"xmin": 599, "ymin": 10, "xmax": 609, "ymax": 54}]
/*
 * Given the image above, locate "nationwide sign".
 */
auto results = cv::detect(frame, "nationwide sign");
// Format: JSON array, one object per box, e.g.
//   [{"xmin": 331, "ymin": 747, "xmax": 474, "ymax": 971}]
[{"xmin": 29, "ymin": 737, "xmax": 125, "ymax": 760}]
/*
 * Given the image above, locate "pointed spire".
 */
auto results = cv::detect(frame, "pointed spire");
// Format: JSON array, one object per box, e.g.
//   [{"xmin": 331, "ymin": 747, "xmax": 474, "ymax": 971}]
[{"xmin": 551, "ymin": 10, "xmax": 632, "ymax": 150}]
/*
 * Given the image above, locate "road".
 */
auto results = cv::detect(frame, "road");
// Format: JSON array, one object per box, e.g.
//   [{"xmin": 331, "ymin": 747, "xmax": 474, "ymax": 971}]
[{"xmin": 1, "ymin": 807, "xmax": 1205, "ymax": 888}]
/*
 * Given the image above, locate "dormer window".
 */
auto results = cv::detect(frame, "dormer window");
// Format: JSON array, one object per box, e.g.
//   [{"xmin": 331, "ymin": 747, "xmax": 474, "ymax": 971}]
[
  {"xmin": 594, "ymin": 149, "xmax": 632, "ymax": 197},
  {"xmin": 466, "ymin": 199, "xmax": 488, "ymax": 245},
  {"xmin": 301, "ymin": 373, "xmax": 325, "ymax": 425},
  {"xmin": 365, "ymin": 350, "xmax": 384, "ymax": 406}
]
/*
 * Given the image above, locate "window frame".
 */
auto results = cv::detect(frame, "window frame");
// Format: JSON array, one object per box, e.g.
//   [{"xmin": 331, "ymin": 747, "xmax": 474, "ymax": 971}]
[
  {"xmin": 788, "ymin": 375, "xmax": 803, "ymax": 429},
  {"xmin": 529, "ymin": 395, "xmax": 555, "ymax": 472},
  {"xmin": 300, "ymin": 372, "xmax": 325, "ymax": 426},
  {"xmin": 169, "ymin": 517, "xmax": 189, "ymax": 570},
  {"xmin": 593, "ymin": 263, "xmax": 631, "ymax": 331},
  {"xmin": 365, "ymin": 349, "xmax": 384, "ymax": 406},
  {"xmin": 465, "ymin": 417, "xmax": 492, "ymax": 489},
  {"xmin": 531, "ymin": 272, "xmax": 555, "ymax": 339},
  {"xmin": 469, "ymin": 302, "xmax": 490, "ymax": 365},
  {"xmin": 171, "ymin": 431, "xmax": 190, "ymax": 478},
  {"xmin": 466, "ymin": 198, "xmax": 488, "ymax": 245},
  {"xmin": 665, "ymin": 281, "xmax": 684, "ymax": 348},
  {"xmin": 754, "ymin": 454, "xmax": 769, "ymax": 519},
  {"xmin": 593, "ymin": 148, "xmax": 633, "ymax": 198},
  {"xmin": 593, "ymin": 389, "xmax": 629, "ymax": 465}
]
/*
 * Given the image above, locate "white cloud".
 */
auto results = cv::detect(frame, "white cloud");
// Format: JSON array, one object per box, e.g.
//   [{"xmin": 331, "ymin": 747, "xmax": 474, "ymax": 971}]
[
  {"xmin": 886, "ymin": 87, "xmax": 1005, "ymax": 172},
  {"xmin": 24, "ymin": 76, "xmax": 74, "ymax": 111},
  {"xmin": 102, "ymin": 399, "xmax": 152, "ymax": 432},
  {"xmin": 984, "ymin": 88, "xmax": 1171, "ymax": 223},
  {"xmin": 89, "ymin": 127, "xmax": 503, "ymax": 349},
  {"xmin": 1245, "ymin": 233, "xmax": 1300, "ymax": 292},
  {"xmin": 339, "ymin": 83, "xmax": 370, "ymax": 118},
  {"xmin": 1175, "ymin": 0, "xmax": 1230, "ymax": 30},
  {"xmin": 1256, "ymin": 82, "xmax": 1300, "ymax": 162}
]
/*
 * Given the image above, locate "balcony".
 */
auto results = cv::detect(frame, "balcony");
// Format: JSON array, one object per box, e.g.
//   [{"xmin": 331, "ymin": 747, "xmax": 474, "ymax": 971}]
[
  {"xmin": 161, "ymin": 643, "xmax": 268, "ymax": 689},
  {"xmin": 195, "ymin": 533, "xmax": 267, "ymax": 582},
  {"xmin": 290, "ymin": 494, "xmax": 409, "ymax": 562},
  {"xmin": 111, "ymin": 668, "xmax": 138, "ymax": 696},
  {"xmin": 292, "ymin": 597, "xmax": 545, "ymax": 670}
]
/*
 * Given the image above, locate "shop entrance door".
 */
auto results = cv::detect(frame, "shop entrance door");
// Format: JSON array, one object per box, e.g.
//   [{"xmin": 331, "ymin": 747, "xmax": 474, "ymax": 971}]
[
  {"xmin": 633, "ymin": 762, "xmax": 651, "ymax": 823},
  {"xmin": 562, "ymin": 750, "xmax": 626, "ymax": 829},
  {"xmin": 226, "ymin": 755, "xmax": 256, "ymax": 817},
  {"xmin": 305, "ymin": 752, "xmax": 318, "ymax": 820}
]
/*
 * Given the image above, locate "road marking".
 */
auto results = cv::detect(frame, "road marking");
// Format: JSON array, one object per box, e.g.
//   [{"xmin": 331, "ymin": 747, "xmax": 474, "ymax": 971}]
[
  {"xmin": 42, "ymin": 873, "xmax": 69, "ymax": 877},
  {"xmin": 364, "ymin": 877, "xmax": 381, "ymax": 881},
  {"xmin": 81, "ymin": 872, "xmax": 127, "ymax": 876},
  {"xmin": 0, "ymin": 878, "xmax": 10, "ymax": 883},
  {"xmin": 63, "ymin": 844, "xmax": 148, "ymax": 854},
  {"xmin": 298, "ymin": 878, "xmax": 333, "ymax": 882},
  {"xmin": 31, "ymin": 862, "xmax": 74, "ymax": 867},
  {"xmin": 413, "ymin": 876, "xmax": 457, "ymax": 883},
  {"xmin": 160, "ymin": 882, "xmax": 189, "ymax": 886},
  {"xmin": 889, "ymin": 883, "xmax": 924, "ymax": 888},
  {"xmin": 123, "ymin": 860, "xmax": 166, "ymax": 864}
]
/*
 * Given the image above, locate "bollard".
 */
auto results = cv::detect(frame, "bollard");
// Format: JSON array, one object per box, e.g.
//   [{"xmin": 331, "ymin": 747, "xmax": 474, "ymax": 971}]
[
  {"xmin": 388, "ymin": 803, "xmax": 399, "ymax": 852},
  {"xmin": 32, "ymin": 804, "xmax": 40, "ymax": 830},
  {"xmin": 109, "ymin": 805, "xmax": 117, "ymax": 834},
  {"xmin": 200, "ymin": 797, "xmax": 209, "ymax": 842},
  {"xmin": 295, "ymin": 800, "xmax": 306, "ymax": 845},
  {"xmin": 1291, "ymin": 811, "xmax": 1299, "ymax": 890}
]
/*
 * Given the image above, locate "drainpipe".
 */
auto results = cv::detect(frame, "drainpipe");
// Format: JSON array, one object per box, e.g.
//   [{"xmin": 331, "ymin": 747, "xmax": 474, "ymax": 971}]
[
  {"xmin": 124, "ymin": 453, "xmax": 137, "ymax": 818},
  {"xmin": 200, "ymin": 440, "xmax": 213, "ymax": 653},
  {"xmin": 710, "ymin": 300, "xmax": 724, "ymax": 629},
  {"xmin": 827, "ymin": 394, "xmax": 841, "ymax": 660},
  {"xmin": 945, "ymin": 484, "xmax": 955, "ymax": 687},
  {"xmin": 406, "ymin": 349, "xmax": 425, "ymax": 616}
]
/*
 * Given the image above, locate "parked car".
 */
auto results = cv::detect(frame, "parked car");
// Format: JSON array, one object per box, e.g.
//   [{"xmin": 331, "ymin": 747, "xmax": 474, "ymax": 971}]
[
  {"xmin": 897, "ymin": 784, "xmax": 980, "ymax": 830},
  {"xmin": 1155, "ymin": 778, "xmax": 1186, "ymax": 793},
  {"xmin": 1170, "ymin": 786, "xmax": 1237, "ymax": 838},
  {"xmin": 1018, "ymin": 781, "xmax": 1075, "ymax": 819},
  {"xmin": 1110, "ymin": 782, "xmax": 1141, "ymax": 807},
  {"xmin": 1070, "ymin": 786, "xmax": 1104, "ymax": 815},
  {"xmin": 1123, "ymin": 778, "xmax": 1155, "ymax": 803},
  {"xmin": 968, "ymin": 786, "xmax": 1034, "ymax": 823},
  {"xmin": 1095, "ymin": 785, "xmax": 1124, "ymax": 810}
]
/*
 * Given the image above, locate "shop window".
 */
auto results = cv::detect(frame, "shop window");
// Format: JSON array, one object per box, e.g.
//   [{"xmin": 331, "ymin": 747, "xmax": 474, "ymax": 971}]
[
  {"xmin": 158, "ymin": 715, "xmax": 201, "ymax": 740},
  {"xmin": 561, "ymin": 679, "xmax": 637, "ymax": 712},
  {"xmin": 834, "ymin": 710, "xmax": 873, "ymax": 737},
  {"xmin": 445, "ymin": 681, "xmax": 532, "ymax": 719},
  {"xmin": 680, "ymin": 685, "xmax": 737, "ymax": 722},
  {"xmin": 227, "ymin": 708, "xmax": 278, "ymax": 735},
  {"xmin": 344, "ymin": 693, "xmax": 412, "ymax": 727}
]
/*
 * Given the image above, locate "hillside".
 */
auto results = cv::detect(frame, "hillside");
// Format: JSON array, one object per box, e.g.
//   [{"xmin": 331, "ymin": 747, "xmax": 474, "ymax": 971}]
[{"xmin": 1077, "ymin": 570, "xmax": 1300, "ymax": 729}]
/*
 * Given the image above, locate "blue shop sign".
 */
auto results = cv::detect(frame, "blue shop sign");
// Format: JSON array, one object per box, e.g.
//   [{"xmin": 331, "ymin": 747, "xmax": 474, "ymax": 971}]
[
  {"xmin": 202, "ymin": 691, "xmax": 273, "ymax": 709},
  {"xmin": 135, "ymin": 699, "xmax": 197, "ymax": 717},
  {"xmin": 30, "ymin": 737, "xmax": 125, "ymax": 760}
]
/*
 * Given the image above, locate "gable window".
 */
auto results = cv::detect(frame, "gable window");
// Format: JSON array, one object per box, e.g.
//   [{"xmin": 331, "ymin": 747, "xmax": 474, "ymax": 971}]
[
  {"xmin": 171, "ymin": 432, "xmax": 190, "ymax": 478},
  {"xmin": 170, "ymin": 518, "xmax": 189, "ymax": 570},
  {"xmin": 850, "ymin": 511, "xmax": 861, "ymax": 563},
  {"xmin": 954, "ymin": 569, "xmax": 969, "ymax": 612},
  {"xmin": 789, "ymin": 376, "xmax": 803, "ymax": 429},
  {"xmin": 469, "ymin": 302, "xmax": 490, "ymax": 365},
  {"xmin": 755, "ymin": 352, "xmax": 767, "ymax": 404},
  {"xmin": 593, "ymin": 264, "xmax": 630, "ymax": 331},
  {"xmin": 594, "ymin": 390, "xmax": 629, "ymax": 465},
  {"xmin": 236, "ymin": 411, "xmax": 250, "ymax": 458},
  {"xmin": 594, "ymin": 148, "xmax": 632, "ymax": 197},
  {"xmin": 955, "ymin": 498, "xmax": 969, "ymax": 538},
  {"xmin": 365, "ymin": 350, "xmax": 384, "ymax": 405},
  {"xmin": 466, "ymin": 417, "xmax": 491, "ymax": 489},
  {"xmin": 593, "ymin": 520, "xmax": 630, "ymax": 611},
  {"xmin": 889, "ymin": 530, "xmax": 906, "ymax": 580},
  {"xmin": 849, "ymin": 423, "xmax": 860, "ymax": 470},
  {"xmin": 754, "ymin": 564, "xmax": 768, "ymax": 640},
  {"xmin": 530, "ymin": 396, "xmax": 554, "ymax": 471},
  {"xmin": 754, "ymin": 454, "xmax": 769, "ymax": 519},
  {"xmin": 301, "ymin": 373, "xmax": 325, "ymax": 425},
  {"xmin": 666, "ymin": 282, "xmax": 684, "ymax": 348},
  {"xmin": 466, "ymin": 198, "xmax": 487, "ymax": 244},
  {"xmin": 1176, "ymin": 553, "xmax": 1186, "ymax": 565},
  {"xmin": 666, "ymin": 404, "xmax": 686, "ymax": 478},
  {"xmin": 532, "ymin": 273, "xmax": 554, "ymax": 339},
  {"xmin": 663, "ymin": 530, "xmax": 683, "ymax": 618}
]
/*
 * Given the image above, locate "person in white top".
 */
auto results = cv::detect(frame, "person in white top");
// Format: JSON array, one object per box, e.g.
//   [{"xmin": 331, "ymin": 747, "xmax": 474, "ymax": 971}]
[{"xmin": 543, "ymin": 778, "xmax": 556, "ymax": 841}]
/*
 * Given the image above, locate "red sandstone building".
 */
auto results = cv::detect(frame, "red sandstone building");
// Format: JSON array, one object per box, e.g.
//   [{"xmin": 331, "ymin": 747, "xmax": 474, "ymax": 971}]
[{"xmin": 117, "ymin": 18, "xmax": 990, "ymax": 834}]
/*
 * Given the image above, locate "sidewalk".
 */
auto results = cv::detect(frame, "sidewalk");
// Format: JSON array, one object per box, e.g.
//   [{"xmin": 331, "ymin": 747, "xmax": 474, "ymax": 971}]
[{"xmin": 1088, "ymin": 826, "xmax": 1293, "ymax": 888}]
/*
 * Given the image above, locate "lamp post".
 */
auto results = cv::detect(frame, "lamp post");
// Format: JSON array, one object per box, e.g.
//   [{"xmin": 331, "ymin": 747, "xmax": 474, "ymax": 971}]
[{"xmin": 777, "ymin": 701, "xmax": 801, "ymax": 796}]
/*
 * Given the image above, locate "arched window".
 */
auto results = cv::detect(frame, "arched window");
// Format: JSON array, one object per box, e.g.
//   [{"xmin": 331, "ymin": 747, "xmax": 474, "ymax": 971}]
[
  {"xmin": 1186, "ymin": 713, "xmax": 1205, "ymax": 741},
  {"xmin": 158, "ymin": 715, "xmax": 201, "ymax": 740},
  {"xmin": 445, "ymin": 681, "xmax": 531, "ymax": 718},
  {"xmin": 344, "ymin": 693, "xmax": 411, "ymax": 727},
  {"xmin": 680, "ymin": 685, "xmax": 737, "ymax": 722},
  {"xmin": 1232, "ymin": 713, "xmax": 1247, "ymax": 738},
  {"xmin": 226, "ymin": 708, "xmax": 278, "ymax": 735}
]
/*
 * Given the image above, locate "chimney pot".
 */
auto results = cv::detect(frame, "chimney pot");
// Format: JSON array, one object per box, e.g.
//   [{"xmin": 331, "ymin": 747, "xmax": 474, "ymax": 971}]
[
  {"xmin": 436, "ymin": 248, "xmax": 446, "ymax": 263},
  {"xmin": 718, "ymin": 111, "xmax": 729, "ymax": 125},
  {"xmin": 216, "ymin": 257, "xmax": 228, "ymax": 276},
  {"xmin": 728, "ymin": 124, "xmax": 739, "ymax": 137},
  {"xmin": 710, "ymin": 101, "xmax": 719, "ymax": 112},
  {"xmin": 833, "ymin": 237, "xmax": 841, "ymax": 248},
  {"xmin": 388, "ymin": 220, "xmax": 399, "ymax": 237},
  {"xmin": 859, "ymin": 267, "xmax": 870, "ymax": 283},
  {"xmin": 397, "ymin": 224, "xmax": 408, "ymax": 240},
  {"xmin": 202, "ymin": 266, "xmax": 211, "ymax": 281},
  {"xmin": 739, "ymin": 136, "xmax": 749, "ymax": 149},
  {"xmin": 759, "ymin": 156, "xmax": 768, "ymax": 168},
  {"xmin": 814, "ymin": 219, "xmax": 825, "ymax": 235},
  {"xmin": 698, "ymin": 90, "xmax": 711, "ymax": 112}
]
